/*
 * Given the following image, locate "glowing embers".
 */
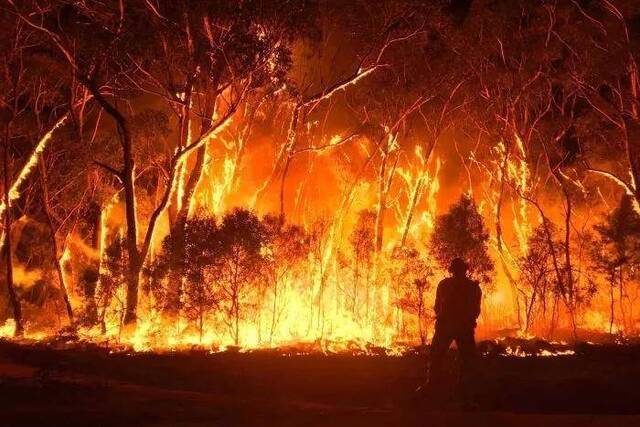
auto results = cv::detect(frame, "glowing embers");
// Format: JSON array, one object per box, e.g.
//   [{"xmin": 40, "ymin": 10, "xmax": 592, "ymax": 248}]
[{"xmin": 482, "ymin": 337, "xmax": 576, "ymax": 358}]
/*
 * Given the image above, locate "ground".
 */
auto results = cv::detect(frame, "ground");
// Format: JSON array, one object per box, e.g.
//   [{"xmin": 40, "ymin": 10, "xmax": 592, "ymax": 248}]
[{"xmin": 1, "ymin": 340, "xmax": 639, "ymax": 426}]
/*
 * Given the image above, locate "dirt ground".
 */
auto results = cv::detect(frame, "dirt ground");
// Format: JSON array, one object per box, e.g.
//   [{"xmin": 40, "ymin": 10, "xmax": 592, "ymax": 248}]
[{"xmin": 0, "ymin": 340, "xmax": 639, "ymax": 427}]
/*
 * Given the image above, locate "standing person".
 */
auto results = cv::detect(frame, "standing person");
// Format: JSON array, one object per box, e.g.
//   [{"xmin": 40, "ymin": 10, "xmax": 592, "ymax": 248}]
[{"xmin": 427, "ymin": 258, "xmax": 481, "ymax": 405}]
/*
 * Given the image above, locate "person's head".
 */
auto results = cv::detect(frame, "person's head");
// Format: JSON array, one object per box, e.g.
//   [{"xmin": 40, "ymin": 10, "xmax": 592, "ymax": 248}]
[{"xmin": 448, "ymin": 258, "xmax": 468, "ymax": 277}]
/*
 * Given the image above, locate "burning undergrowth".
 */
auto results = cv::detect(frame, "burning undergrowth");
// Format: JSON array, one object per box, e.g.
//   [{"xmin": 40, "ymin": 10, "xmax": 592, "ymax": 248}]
[
  {"xmin": 0, "ymin": 330, "xmax": 589, "ymax": 359},
  {"xmin": 478, "ymin": 337, "xmax": 576, "ymax": 358}
]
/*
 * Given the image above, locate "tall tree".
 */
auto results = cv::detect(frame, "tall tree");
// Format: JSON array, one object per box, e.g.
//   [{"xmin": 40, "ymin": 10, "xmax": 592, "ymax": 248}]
[
  {"xmin": 217, "ymin": 208, "xmax": 267, "ymax": 346},
  {"xmin": 388, "ymin": 245, "xmax": 433, "ymax": 345},
  {"xmin": 591, "ymin": 195, "xmax": 640, "ymax": 333},
  {"xmin": 517, "ymin": 224, "xmax": 563, "ymax": 335},
  {"xmin": 261, "ymin": 214, "xmax": 309, "ymax": 343},
  {"xmin": 147, "ymin": 216, "xmax": 221, "ymax": 341},
  {"xmin": 430, "ymin": 194, "xmax": 494, "ymax": 284}
]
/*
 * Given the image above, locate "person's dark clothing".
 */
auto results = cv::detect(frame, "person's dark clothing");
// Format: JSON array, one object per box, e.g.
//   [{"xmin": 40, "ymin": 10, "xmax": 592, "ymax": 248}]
[
  {"xmin": 433, "ymin": 275, "xmax": 481, "ymax": 330},
  {"xmin": 428, "ymin": 274, "xmax": 482, "ymax": 399}
]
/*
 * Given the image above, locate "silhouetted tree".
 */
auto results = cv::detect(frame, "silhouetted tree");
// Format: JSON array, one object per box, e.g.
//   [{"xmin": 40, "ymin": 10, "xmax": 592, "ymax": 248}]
[
  {"xmin": 591, "ymin": 196, "xmax": 640, "ymax": 334},
  {"xmin": 217, "ymin": 209, "xmax": 267, "ymax": 346},
  {"xmin": 517, "ymin": 224, "xmax": 563, "ymax": 334},
  {"xmin": 388, "ymin": 245, "xmax": 433, "ymax": 345},
  {"xmin": 261, "ymin": 214, "xmax": 309, "ymax": 343},
  {"xmin": 146, "ymin": 216, "xmax": 221, "ymax": 341},
  {"xmin": 349, "ymin": 210, "xmax": 376, "ymax": 315},
  {"xmin": 430, "ymin": 194, "xmax": 494, "ymax": 284},
  {"xmin": 98, "ymin": 237, "xmax": 128, "ymax": 337},
  {"xmin": 78, "ymin": 267, "xmax": 99, "ymax": 326}
]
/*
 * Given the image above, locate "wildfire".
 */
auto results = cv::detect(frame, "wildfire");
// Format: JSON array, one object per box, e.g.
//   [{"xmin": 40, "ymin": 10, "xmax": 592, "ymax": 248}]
[
  {"xmin": 0, "ymin": 116, "xmax": 627, "ymax": 354},
  {"xmin": 2, "ymin": 0, "xmax": 639, "ymax": 359}
]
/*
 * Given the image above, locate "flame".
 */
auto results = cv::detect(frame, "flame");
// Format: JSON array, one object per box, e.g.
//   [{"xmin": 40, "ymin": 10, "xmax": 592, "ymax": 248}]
[
  {"xmin": 0, "ymin": 319, "xmax": 16, "ymax": 338},
  {"xmin": 0, "ymin": 114, "xmax": 69, "ymax": 220},
  {"xmin": 509, "ymin": 134, "xmax": 531, "ymax": 254}
]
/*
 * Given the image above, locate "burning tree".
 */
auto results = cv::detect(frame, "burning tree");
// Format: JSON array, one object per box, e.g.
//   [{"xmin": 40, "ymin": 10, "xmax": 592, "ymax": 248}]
[
  {"xmin": 8, "ymin": 0, "xmax": 317, "ymax": 328},
  {"xmin": 307, "ymin": 217, "xmax": 332, "ymax": 339}
]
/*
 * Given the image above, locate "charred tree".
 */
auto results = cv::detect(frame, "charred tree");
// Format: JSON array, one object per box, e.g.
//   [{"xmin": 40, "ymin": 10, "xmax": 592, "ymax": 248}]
[{"xmin": 2, "ymin": 123, "xmax": 23, "ymax": 337}]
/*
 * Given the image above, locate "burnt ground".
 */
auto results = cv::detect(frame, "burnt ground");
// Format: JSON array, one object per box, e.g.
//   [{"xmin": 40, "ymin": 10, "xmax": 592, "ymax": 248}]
[{"xmin": 0, "ymin": 340, "xmax": 640, "ymax": 427}]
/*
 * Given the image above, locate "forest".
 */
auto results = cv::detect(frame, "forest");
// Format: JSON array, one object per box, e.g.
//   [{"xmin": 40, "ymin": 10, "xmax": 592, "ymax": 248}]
[{"xmin": 1, "ymin": 0, "xmax": 640, "ymax": 353}]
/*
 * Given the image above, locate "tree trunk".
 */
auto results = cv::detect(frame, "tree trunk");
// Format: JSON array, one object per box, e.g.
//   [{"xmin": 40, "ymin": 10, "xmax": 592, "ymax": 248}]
[
  {"xmin": 400, "ymin": 175, "xmax": 424, "ymax": 247},
  {"xmin": 374, "ymin": 154, "xmax": 389, "ymax": 254},
  {"xmin": 79, "ymin": 82, "xmax": 140, "ymax": 326},
  {"xmin": 619, "ymin": 267, "xmax": 627, "ymax": 332},
  {"xmin": 609, "ymin": 275, "xmax": 615, "ymax": 335},
  {"xmin": 177, "ymin": 145, "xmax": 205, "ymax": 223},
  {"xmin": 270, "ymin": 279, "xmax": 278, "ymax": 344},
  {"xmin": 175, "ymin": 88, "xmax": 197, "ymax": 219},
  {"xmin": 496, "ymin": 144, "xmax": 524, "ymax": 330},
  {"xmin": 400, "ymin": 138, "xmax": 437, "ymax": 247},
  {"xmin": 167, "ymin": 98, "xmax": 212, "ymax": 315},
  {"xmin": 625, "ymin": 57, "xmax": 640, "ymax": 207},
  {"xmin": 84, "ymin": 204, "xmax": 101, "ymax": 326},
  {"xmin": 561, "ymin": 188, "xmax": 578, "ymax": 341},
  {"xmin": 278, "ymin": 107, "xmax": 301, "ymax": 219},
  {"xmin": 234, "ymin": 292, "xmax": 240, "ymax": 346},
  {"xmin": 39, "ymin": 158, "xmax": 74, "ymax": 325},
  {"xmin": 122, "ymin": 134, "xmax": 140, "ymax": 325},
  {"xmin": 176, "ymin": 79, "xmax": 221, "ymax": 222},
  {"xmin": 51, "ymin": 247, "xmax": 73, "ymax": 325},
  {"xmin": 3, "ymin": 123, "xmax": 23, "ymax": 336}
]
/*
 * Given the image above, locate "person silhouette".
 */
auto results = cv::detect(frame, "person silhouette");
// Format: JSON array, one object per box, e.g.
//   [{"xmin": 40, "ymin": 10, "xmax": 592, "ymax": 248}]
[{"xmin": 427, "ymin": 258, "xmax": 481, "ymax": 404}]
